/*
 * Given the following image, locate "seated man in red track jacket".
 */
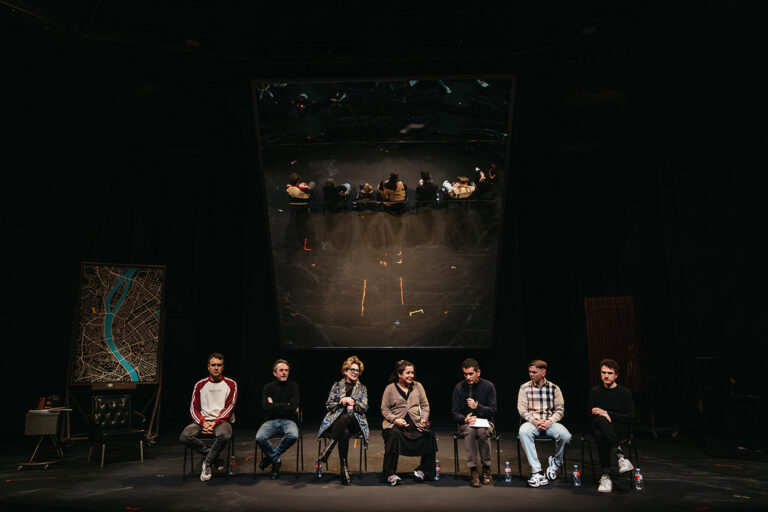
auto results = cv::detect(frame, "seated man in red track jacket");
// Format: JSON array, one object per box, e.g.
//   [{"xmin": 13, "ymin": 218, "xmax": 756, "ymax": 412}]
[{"xmin": 179, "ymin": 352, "xmax": 238, "ymax": 482}]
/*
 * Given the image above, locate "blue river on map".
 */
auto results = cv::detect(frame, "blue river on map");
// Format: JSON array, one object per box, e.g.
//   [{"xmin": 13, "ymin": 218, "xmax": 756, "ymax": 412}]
[{"xmin": 104, "ymin": 268, "xmax": 139, "ymax": 382}]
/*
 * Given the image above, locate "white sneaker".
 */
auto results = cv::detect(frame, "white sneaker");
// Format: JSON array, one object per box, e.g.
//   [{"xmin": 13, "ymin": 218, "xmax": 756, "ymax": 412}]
[
  {"xmin": 200, "ymin": 461, "xmax": 212, "ymax": 482},
  {"xmin": 527, "ymin": 472, "xmax": 548, "ymax": 487},
  {"xmin": 387, "ymin": 474, "xmax": 401, "ymax": 486},
  {"xmin": 617, "ymin": 455, "xmax": 634, "ymax": 474},
  {"xmin": 545, "ymin": 455, "xmax": 560, "ymax": 480},
  {"xmin": 413, "ymin": 470, "xmax": 425, "ymax": 481},
  {"xmin": 598, "ymin": 474, "xmax": 613, "ymax": 493}
]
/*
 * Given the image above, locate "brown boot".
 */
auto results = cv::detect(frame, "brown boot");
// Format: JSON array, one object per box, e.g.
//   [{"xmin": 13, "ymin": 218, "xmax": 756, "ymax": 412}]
[
  {"xmin": 482, "ymin": 465, "xmax": 493, "ymax": 485},
  {"xmin": 470, "ymin": 467, "xmax": 481, "ymax": 487}
]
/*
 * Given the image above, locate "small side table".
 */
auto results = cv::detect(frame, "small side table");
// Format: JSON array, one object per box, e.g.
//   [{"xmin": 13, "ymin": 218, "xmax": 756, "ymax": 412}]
[{"xmin": 19, "ymin": 409, "xmax": 71, "ymax": 470}]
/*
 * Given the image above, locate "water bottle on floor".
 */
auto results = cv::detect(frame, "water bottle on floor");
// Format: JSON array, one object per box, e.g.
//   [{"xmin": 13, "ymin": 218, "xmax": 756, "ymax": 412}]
[
  {"xmin": 504, "ymin": 461, "xmax": 512, "ymax": 483},
  {"xmin": 229, "ymin": 455, "xmax": 236, "ymax": 476},
  {"xmin": 435, "ymin": 460, "xmax": 441, "ymax": 480},
  {"xmin": 634, "ymin": 468, "xmax": 644, "ymax": 491},
  {"xmin": 572, "ymin": 464, "xmax": 581, "ymax": 487}
]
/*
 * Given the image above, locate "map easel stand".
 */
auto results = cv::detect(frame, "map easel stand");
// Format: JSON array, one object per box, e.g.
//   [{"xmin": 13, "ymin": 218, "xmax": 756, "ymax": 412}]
[{"xmin": 65, "ymin": 262, "xmax": 167, "ymax": 445}]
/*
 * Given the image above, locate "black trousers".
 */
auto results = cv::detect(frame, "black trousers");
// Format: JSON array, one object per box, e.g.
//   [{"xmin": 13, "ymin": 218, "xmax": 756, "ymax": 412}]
[
  {"xmin": 381, "ymin": 428, "xmax": 436, "ymax": 478},
  {"xmin": 589, "ymin": 416, "xmax": 629, "ymax": 472},
  {"xmin": 327, "ymin": 413, "xmax": 360, "ymax": 462}
]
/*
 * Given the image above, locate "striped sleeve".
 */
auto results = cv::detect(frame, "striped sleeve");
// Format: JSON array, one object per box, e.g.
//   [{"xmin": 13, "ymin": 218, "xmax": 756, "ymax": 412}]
[
  {"xmin": 190, "ymin": 378, "xmax": 208, "ymax": 424},
  {"xmin": 214, "ymin": 377, "xmax": 238, "ymax": 424}
]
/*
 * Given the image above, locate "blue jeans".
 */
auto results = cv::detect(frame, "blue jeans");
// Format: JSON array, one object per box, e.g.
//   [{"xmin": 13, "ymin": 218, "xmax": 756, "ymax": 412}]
[
  {"xmin": 255, "ymin": 419, "xmax": 299, "ymax": 463},
  {"xmin": 518, "ymin": 421, "xmax": 571, "ymax": 474}
]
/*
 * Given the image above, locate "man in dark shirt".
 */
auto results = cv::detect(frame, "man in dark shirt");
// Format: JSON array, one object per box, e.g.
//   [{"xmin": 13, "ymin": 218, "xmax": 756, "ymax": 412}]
[
  {"xmin": 255, "ymin": 359, "xmax": 300, "ymax": 479},
  {"xmin": 588, "ymin": 358, "xmax": 635, "ymax": 493},
  {"xmin": 416, "ymin": 171, "xmax": 438, "ymax": 205},
  {"xmin": 451, "ymin": 358, "xmax": 497, "ymax": 487}
]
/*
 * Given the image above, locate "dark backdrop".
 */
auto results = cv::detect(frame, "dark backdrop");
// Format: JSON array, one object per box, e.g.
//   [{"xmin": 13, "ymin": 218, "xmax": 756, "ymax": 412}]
[{"xmin": 2, "ymin": 4, "xmax": 765, "ymax": 449}]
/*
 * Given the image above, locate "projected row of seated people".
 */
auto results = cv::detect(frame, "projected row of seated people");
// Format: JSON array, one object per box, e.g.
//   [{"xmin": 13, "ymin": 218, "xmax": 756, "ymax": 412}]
[
  {"xmin": 181, "ymin": 353, "xmax": 635, "ymax": 493},
  {"xmin": 284, "ymin": 166, "xmax": 497, "ymax": 211}
]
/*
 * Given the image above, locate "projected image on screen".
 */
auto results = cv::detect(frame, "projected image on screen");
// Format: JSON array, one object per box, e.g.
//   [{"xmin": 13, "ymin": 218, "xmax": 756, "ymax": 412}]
[{"xmin": 255, "ymin": 78, "xmax": 511, "ymax": 348}]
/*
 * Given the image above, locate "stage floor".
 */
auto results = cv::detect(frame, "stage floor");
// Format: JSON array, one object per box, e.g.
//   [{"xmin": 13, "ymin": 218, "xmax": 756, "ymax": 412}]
[{"xmin": 2, "ymin": 428, "xmax": 766, "ymax": 512}]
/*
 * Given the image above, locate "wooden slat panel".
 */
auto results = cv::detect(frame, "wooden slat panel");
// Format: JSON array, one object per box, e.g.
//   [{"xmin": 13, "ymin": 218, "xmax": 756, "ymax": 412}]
[{"xmin": 584, "ymin": 296, "xmax": 643, "ymax": 392}]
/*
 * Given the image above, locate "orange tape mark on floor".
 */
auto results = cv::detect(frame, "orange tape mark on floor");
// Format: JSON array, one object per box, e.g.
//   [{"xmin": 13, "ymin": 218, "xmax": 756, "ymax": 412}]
[{"xmin": 361, "ymin": 279, "xmax": 367, "ymax": 316}]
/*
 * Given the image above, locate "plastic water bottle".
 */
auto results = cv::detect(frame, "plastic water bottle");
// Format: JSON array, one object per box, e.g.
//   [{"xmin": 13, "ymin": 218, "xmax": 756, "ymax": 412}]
[
  {"xmin": 504, "ymin": 461, "xmax": 512, "ymax": 483},
  {"xmin": 634, "ymin": 468, "xmax": 644, "ymax": 491},
  {"xmin": 346, "ymin": 404, "xmax": 353, "ymax": 416},
  {"xmin": 572, "ymin": 464, "xmax": 582, "ymax": 487},
  {"xmin": 315, "ymin": 461, "xmax": 323, "ymax": 478},
  {"xmin": 229, "ymin": 455, "xmax": 236, "ymax": 476},
  {"xmin": 435, "ymin": 460, "xmax": 441, "ymax": 480}
]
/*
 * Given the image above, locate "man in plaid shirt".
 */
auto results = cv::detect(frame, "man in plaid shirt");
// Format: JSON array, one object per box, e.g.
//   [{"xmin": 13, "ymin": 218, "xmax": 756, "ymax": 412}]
[{"xmin": 517, "ymin": 359, "xmax": 572, "ymax": 487}]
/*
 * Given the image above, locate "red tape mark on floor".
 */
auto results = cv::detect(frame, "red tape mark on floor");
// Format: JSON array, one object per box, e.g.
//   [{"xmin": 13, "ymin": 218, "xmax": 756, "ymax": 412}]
[{"xmin": 6, "ymin": 477, "xmax": 57, "ymax": 483}]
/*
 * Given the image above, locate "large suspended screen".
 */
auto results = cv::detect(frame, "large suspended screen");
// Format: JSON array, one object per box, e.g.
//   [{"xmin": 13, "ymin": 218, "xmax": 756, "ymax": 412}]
[{"xmin": 255, "ymin": 78, "xmax": 511, "ymax": 348}]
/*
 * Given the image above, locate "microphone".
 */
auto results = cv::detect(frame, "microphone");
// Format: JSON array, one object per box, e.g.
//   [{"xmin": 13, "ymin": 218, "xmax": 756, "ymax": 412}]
[{"xmin": 468, "ymin": 383, "xmax": 474, "ymax": 401}]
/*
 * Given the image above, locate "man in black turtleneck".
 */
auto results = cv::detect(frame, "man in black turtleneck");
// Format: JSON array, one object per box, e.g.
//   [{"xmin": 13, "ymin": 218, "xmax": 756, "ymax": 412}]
[
  {"xmin": 255, "ymin": 359, "xmax": 300, "ymax": 479},
  {"xmin": 588, "ymin": 358, "xmax": 635, "ymax": 493}
]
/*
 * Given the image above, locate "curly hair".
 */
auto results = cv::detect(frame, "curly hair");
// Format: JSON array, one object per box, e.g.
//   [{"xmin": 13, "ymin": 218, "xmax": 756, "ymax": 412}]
[{"xmin": 342, "ymin": 355, "xmax": 364, "ymax": 375}]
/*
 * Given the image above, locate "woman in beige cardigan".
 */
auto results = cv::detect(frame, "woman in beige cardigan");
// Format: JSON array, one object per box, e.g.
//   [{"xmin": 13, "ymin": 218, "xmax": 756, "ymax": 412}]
[{"xmin": 380, "ymin": 360, "xmax": 438, "ymax": 486}]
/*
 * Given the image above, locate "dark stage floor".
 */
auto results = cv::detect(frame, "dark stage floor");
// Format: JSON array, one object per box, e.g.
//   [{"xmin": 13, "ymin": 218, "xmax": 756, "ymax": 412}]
[
  {"xmin": 261, "ymin": 144, "xmax": 504, "ymax": 349},
  {"xmin": 3, "ymin": 428, "xmax": 766, "ymax": 512}
]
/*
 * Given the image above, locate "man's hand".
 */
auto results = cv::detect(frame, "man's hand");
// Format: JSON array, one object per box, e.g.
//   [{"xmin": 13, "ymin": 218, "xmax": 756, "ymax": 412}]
[
  {"xmin": 267, "ymin": 397, "xmax": 273, "ymax": 404},
  {"xmin": 202, "ymin": 420, "xmax": 215, "ymax": 434},
  {"xmin": 465, "ymin": 413, "xmax": 477, "ymax": 425},
  {"xmin": 592, "ymin": 407, "xmax": 611, "ymax": 422},
  {"xmin": 466, "ymin": 398, "xmax": 478, "ymax": 410},
  {"xmin": 394, "ymin": 418, "xmax": 409, "ymax": 428}
]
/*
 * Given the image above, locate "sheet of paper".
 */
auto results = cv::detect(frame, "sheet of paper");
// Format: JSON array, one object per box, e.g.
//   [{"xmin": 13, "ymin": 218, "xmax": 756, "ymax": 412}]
[{"xmin": 471, "ymin": 418, "xmax": 490, "ymax": 428}]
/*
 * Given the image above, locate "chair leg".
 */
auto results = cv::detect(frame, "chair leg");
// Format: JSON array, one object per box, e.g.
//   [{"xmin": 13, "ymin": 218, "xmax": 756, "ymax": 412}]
[
  {"xmin": 182, "ymin": 447, "xmax": 187, "ymax": 481},
  {"xmin": 253, "ymin": 442, "xmax": 258, "ymax": 479},
  {"xmin": 516, "ymin": 437, "xmax": 522, "ymax": 476},
  {"xmin": 358, "ymin": 439, "xmax": 363, "ymax": 479},
  {"xmin": 140, "ymin": 440, "xmax": 144, "ymax": 463},
  {"xmin": 453, "ymin": 437, "xmax": 459, "ymax": 479},
  {"xmin": 495, "ymin": 437, "xmax": 501, "ymax": 481},
  {"xmin": 100, "ymin": 444, "xmax": 105, "ymax": 469},
  {"xmin": 87, "ymin": 445, "xmax": 93, "ymax": 462},
  {"xmin": 588, "ymin": 439, "xmax": 596, "ymax": 477}
]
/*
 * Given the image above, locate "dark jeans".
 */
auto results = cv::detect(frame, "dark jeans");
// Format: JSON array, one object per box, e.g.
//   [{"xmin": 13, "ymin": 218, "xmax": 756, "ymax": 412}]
[
  {"xmin": 589, "ymin": 416, "xmax": 629, "ymax": 473},
  {"xmin": 327, "ymin": 413, "xmax": 360, "ymax": 462},
  {"xmin": 381, "ymin": 428, "xmax": 436, "ymax": 478},
  {"xmin": 180, "ymin": 422, "xmax": 232, "ymax": 464}
]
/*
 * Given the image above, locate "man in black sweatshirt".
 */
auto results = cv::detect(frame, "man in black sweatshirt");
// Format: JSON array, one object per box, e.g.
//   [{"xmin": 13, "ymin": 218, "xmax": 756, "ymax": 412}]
[
  {"xmin": 588, "ymin": 358, "xmax": 635, "ymax": 493},
  {"xmin": 255, "ymin": 359, "xmax": 300, "ymax": 479},
  {"xmin": 451, "ymin": 358, "xmax": 498, "ymax": 487}
]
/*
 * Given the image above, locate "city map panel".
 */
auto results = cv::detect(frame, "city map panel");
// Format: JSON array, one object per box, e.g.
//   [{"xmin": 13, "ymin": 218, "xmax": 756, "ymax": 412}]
[{"xmin": 71, "ymin": 263, "xmax": 165, "ymax": 384}]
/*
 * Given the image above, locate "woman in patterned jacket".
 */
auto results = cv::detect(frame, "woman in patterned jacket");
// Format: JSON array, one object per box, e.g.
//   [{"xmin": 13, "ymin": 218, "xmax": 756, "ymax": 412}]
[{"xmin": 316, "ymin": 356, "xmax": 369, "ymax": 485}]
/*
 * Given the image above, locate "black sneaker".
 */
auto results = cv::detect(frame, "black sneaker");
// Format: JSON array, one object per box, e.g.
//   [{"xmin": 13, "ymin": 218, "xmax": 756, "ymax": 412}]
[{"xmin": 271, "ymin": 459, "xmax": 281, "ymax": 480}]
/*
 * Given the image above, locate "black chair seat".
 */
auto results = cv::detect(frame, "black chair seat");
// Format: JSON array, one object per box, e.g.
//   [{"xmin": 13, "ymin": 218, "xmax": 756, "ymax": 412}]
[
  {"xmin": 580, "ymin": 429, "xmax": 640, "ymax": 483},
  {"xmin": 97, "ymin": 428, "xmax": 145, "ymax": 440},
  {"xmin": 88, "ymin": 395, "xmax": 146, "ymax": 469},
  {"xmin": 452, "ymin": 430, "xmax": 502, "ymax": 480},
  {"xmin": 317, "ymin": 431, "xmax": 367, "ymax": 479},
  {"xmin": 182, "ymin": 430, "xmax": 236, "ymax": 482},
  {"xmin": 515, "ymin": 424, "xmax": 568, "ymax": 480},
  {"xmin": 254, "ymin": 411, "xmax": 304, "ymax": 479}
]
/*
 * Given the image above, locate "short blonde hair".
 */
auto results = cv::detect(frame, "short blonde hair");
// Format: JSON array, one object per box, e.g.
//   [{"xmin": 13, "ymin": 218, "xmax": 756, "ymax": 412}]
[{"xmin": 342, "ymin": 355, "xmax": 364, "ymax": 375}]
